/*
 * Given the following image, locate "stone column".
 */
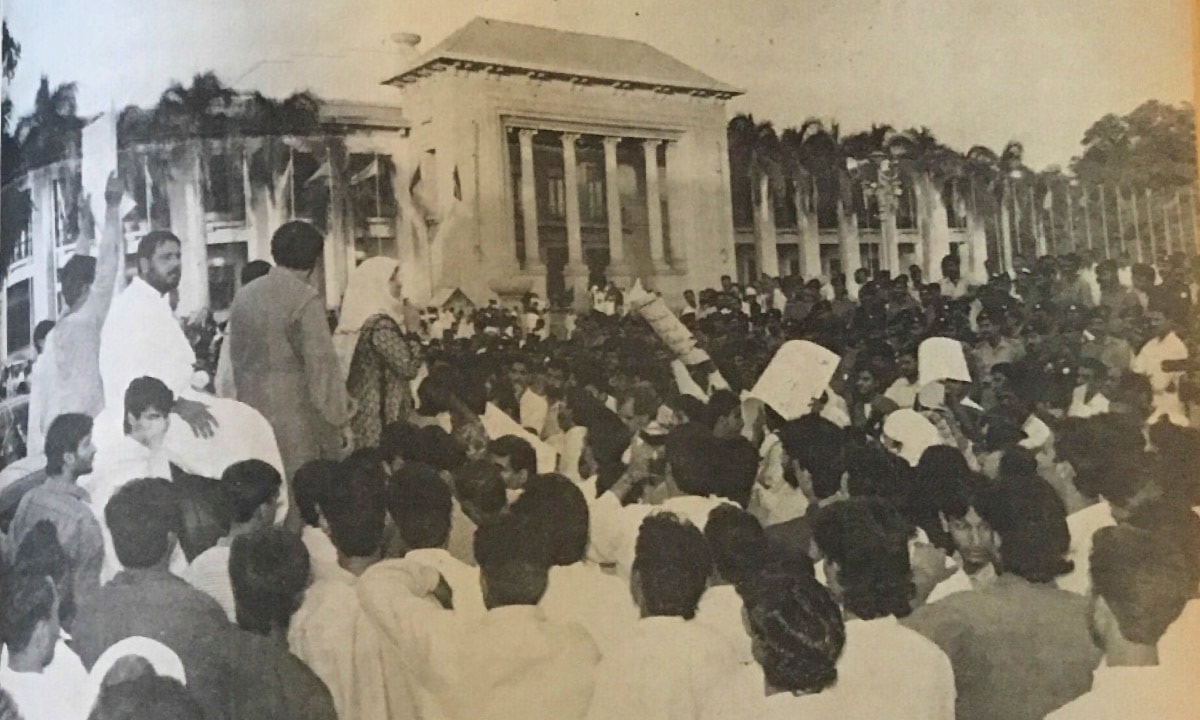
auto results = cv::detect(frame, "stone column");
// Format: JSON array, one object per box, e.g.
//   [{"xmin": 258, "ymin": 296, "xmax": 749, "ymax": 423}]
[
  {"xmin": 518, "ymin": 129, "xmax": 542, "ymax": 271},
  {"xmin": 602, "ymin": 136, "xmax": 626, "ymax": 279},
  {"xmin": 643, "ymin": 139, "xmax": 668, "ymax": 270},
  {"xmin": 561, "ymin": 133, "xmax": 588, "ymax": 309},
  {"xmin": 755, "ymin": 173, "xmax": 780, "ymax": 278}
]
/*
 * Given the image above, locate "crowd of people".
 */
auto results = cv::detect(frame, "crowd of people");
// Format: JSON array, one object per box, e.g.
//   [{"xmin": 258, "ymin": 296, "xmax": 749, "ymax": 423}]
[{"xmin": 0, "ymin": 171, "xmax": 1198, "ymax": 719}]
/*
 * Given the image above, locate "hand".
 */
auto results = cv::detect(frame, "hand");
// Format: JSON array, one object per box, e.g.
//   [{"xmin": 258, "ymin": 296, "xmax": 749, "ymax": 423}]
[
  {"xmin": 104, "ymin": 172, "xmax": 124, "ymax": 207},
  {"xmin": 174, "ymin": 397, "xmax": 218, "ymax": 439}
]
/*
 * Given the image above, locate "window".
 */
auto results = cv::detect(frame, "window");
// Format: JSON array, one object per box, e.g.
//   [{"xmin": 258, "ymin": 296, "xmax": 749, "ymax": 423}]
[
  {"xmin": 820, "ymin": 244, "xmax": 842, "ymax": 278},
  {"xmin": 944, "ymin": 180, "xmax": 967, "ymax": 230},
  {"xmin": 897, "ymin": 181, "xmax": 918, "ymax": 230},
  {"xmin": 348, "ymin": 153, "xmax": 398, "ymax": 264},
  {"xmin": 127, "ymin": 155, "xmax": 171, "ymax": 230},
  {"xmin": 775, "ymin": 178, "xmax": 798, "ymax": 229},
  {"xmin": 203, "ymin": 150, "xmax": 247, "ymax": 224},
  {"xmin": 735, "ymin": 244, "xmax": 757, "ymax": 284},
  {"xmin": 777, "ymin": 244, "xmax": 800, "ymax": 277},
  {"xmin": 859, "ymin": 242, "xmax": 882, "ymax": 274},
  {"xmin": 207, "ymin": 243, "xmax": 248, "ymax": 313},
  {"xmin": 293, "ymin": 150, "xmax": 330, "ymax": 231},
  {"xmin": 6, "ymin": 280, "xmax": 31, "ymax": 352},
  {"xmin": 732, "ymin": 174, "xmax": 753, "ymax": 228},
  {"xmin": 816, "ymin": 173, "xmax": 839, "ymax": 229}
]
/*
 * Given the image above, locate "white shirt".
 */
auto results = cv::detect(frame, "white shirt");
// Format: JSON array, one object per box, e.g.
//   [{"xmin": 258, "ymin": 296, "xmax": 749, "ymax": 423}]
[
  {"xmin": 1058, "ymin": 501, "xmax": 1116, "ymax": 596},
  {"xmin": 288, "ymin": 563, "xmax": 423, "ymax": 720},
  {"xmin": 1046, "ymin": 663, "xmax": 1198, "ymax": 720},
  {"xmin": 0, "ymin": 637, "xmax": 88, "ymax": 720},
  {"xmin": 481, "ymin": 403, "xmax": 559, "ymax": 474},
  {"xmin": 182, "ymin": 544, "xmax": 235, "ymax": 621},
  {"xmin": 541, "ymin": 561, "xmax": 640, "ymax": 657},
  {"xmin": 748, "ymin": 434, "xmax": 807, "ymax": 527},
  {"xmin": 702, "ymin": 621, "xmax": 954, "ymax": 720},
  {"xmin": 1132, "ymin": 332, "xmax": 1190, "ymax": 426},
  {"xmin": 588, "ymin": 616, "xmax": 739, "ymax": 720},
  {"xmin": 301, "ymin": 525, "xmax": 352, "ymax": 584},
  {"xmin": 588, "ymin": 492, "xmax": 734, "ymax": 579},
  {"xmin": 1067, "ymin": 385, "xmax": 1111, "ymax": 419},
  {"xmin": 884, "ymin": 377, "xmax": 920, "ymax": 409},
  {"xmin": 925, "ymin": 561, "xmax": 997, "ymax": 605},
  {"xmin": 940, "ymin": 277, "xmax": 969, "ymax": 299},
  {"xmin": 404, "ymin": 547, "xmax": 485, "ymax": 620},
  {"xmin": 1159, "ymin": 598, "xmax": 1200, "ymax": 671},
  {"xmin": 357, "ymin": 560, "xmax": 600, "ymax": 720},
  {"xmin": 519, "ymin": 388, "xmax": 550, "ymax": 437},
  {"xmin": 695, "ymin": 585, "xmax": 753, "ymax": 665}
]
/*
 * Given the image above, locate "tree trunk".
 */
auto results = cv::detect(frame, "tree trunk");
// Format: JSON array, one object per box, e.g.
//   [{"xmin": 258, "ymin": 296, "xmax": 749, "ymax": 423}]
[
  {"xmin": 837, "ymin": 193, "xmax": 861, "ymax": 279},
  {"xmin": 796, "ymin": 184, "xmax": 820, "ymax": 279},
  {"xmin": 914, "ymin": 173, "xmax": 951, "ymax": 281},
  {"xmin": 754, "ymin": 172, "xmax": 780, "ymax": 278}
]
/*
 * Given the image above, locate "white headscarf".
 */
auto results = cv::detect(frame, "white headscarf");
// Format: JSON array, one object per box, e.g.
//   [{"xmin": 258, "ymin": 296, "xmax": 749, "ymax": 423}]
[
  {"xmin": 333, "ymin": 257, "xmax": 403, "ymax": 379},
  {"xmin": 83, "ymin": 637, "xmax": 187, "ymax": 713},
  {"xmin": 882, "ymin": 409, "xmax": 944, "ymax": 467}
]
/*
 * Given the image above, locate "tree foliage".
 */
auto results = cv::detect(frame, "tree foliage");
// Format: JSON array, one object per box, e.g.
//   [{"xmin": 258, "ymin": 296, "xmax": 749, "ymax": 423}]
[{"xmin": 1070, "ymin": 100, "xmax": 1196, "ymax": 189}]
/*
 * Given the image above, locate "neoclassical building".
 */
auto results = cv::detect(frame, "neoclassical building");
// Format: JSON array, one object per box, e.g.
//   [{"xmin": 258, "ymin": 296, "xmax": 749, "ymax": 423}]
[{"xmin": 382, "ymin": 17, "xmax": 742, "ymax": 306}]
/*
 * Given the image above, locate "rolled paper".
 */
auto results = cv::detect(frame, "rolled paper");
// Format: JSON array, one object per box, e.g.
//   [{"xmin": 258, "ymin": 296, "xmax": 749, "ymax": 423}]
[
  {"xmin": 749, "ymin": 340, "xmax": 841, "ymax": 421},
  {"xmin": 626, "ymin": 279, "xmax": 710, "ymax": 365},
  {"xmin": 918, "ymin": 337, "xmax": 972, "ymax": 388}
]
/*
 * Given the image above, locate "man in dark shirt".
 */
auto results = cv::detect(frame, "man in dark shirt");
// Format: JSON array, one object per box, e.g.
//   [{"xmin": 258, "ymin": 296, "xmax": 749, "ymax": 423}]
[
  {"xmin": 72, "ymin": 478, "xmax": 239, "ymax": 720},
  {"xmin": 903, "ymin": 474, "xmax": 1102, "ymax": 720}
]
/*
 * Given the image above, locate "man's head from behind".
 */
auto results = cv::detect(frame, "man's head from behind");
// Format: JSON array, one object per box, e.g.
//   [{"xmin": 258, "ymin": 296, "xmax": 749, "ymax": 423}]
[
  {"xmin": 87, "ymin": 674, "xmax": 204, "ymax": 720},
  {"xmin": 975, "ymin": 474, "xmax": 1072, "ymax": 584},
  {"xmin": 105, "ymin": 478, "xmax": 182, "ymax": 570},
  {"xmin": 321, "ymin": 453, "xmax": 387, "ymax": 560},
  {"xmin": 778, "ymin": 416, "xmax": 847, "ymax": 503},
  {"xmin": 453, "ymin": 460, "xmax": 507, "ymax": 526},
  {"xmin": 1, "ymin": 571, "xmax": 60, "ymax": 670},
  {"xmin": 509, "ymin": 473, "xmax": 589, "ymax": 567},
  {"xmin": 270, "ymin": 220, "xmax": 324, "ymax": 273},
  {"xmin": 630, "ymin": 513, "xmax": 712, "ymax": 619},
  {"xmin": 474, "ymin": 513, "xmax": 553, "ymax": 609},
  {"xmin": 123, "ymin": 377, "xmax": 173, "ymax": 447},
  {"xmin": 704, "ymin": 505, "xmax": 769, "ymax": 588},
  {"xmin": 60, "ymin": 254, "xmax": 97, "ymax": 309},
  {"xmin": 740, "ymin": 566, "xmax": 844, "ymax": 695},
  {"xmin": 229, "ymin": 527, "xmax": 311, "ymax": 637},
  {"xmin": 1088, "ymin": 525, "xmax": 1192, "ymax": 652},
  {"xmin": 137, "ymin": 231, "xmax": 182, "ymax": 294},
  {"xmin": 488, "ymin": 435, "xmax": 536, "ymax": 492},
  {"xmin": 220, "ymin": 460, "xmax": 282, "ymax": 534},
  {"xmin": 812, "ymin": 497, "xmax": 914, "ymax": 619},
  {"xmin": 44, "ymin": 412, "xmax": 96, "ymax": 478},
  {"xmin": 387, "ymin": 462, "xmax": 452, "ymax": 553}
]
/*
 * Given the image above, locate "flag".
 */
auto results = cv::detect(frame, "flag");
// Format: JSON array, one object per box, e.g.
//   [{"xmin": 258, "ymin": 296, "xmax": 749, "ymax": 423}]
[
  {"xmin": 306, "ymin": 160, "xmax": 331, "ymax": 185},
  {"xmin": 350, "ymin": 157, "xmax": 379, "ymax": 185}
]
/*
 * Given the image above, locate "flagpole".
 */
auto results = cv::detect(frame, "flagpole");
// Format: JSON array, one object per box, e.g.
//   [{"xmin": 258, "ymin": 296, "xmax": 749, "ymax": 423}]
[{"xmin": 1130, "ymin": 186, "xmax": 1143, "ymax": 262}]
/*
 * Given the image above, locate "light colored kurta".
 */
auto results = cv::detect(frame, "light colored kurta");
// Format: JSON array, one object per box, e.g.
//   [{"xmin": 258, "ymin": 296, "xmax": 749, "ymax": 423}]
[
  {"xmin": 358, "ymin": 560, "xmax": 600, "ymax": 720},
  {"xmin": 588, "ymin": 616, "xmax": 739, "ymax": 720},
  {"xmin": 95, "ymin": 277, "xmax": 286, "ymax": 501},
  {"xmin": 228, "ymin": 270, "xmax": 350, "ymax": 481},
  {"xmin": 0, "ymin": 636, "xmax": 88, "ymax": 720},
  {"xmin": 540, "ymin": 561, "xmax": 640, "ymax": 657},
  {"xmin": 1046, "ymin": 663, "xmax": 1200, "ymax": 720}
]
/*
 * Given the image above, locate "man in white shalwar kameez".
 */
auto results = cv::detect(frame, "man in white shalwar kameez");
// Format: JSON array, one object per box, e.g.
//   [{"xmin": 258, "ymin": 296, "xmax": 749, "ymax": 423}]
[{"xmin": 95, "ymin": 231, "xmax": 286, "ymax": 515}]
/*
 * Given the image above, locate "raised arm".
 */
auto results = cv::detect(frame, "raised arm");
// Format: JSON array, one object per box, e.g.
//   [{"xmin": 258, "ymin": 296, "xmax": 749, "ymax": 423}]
[{"xmin": 80, "ymin": 173, "xmax": 125, "ymax": 324}]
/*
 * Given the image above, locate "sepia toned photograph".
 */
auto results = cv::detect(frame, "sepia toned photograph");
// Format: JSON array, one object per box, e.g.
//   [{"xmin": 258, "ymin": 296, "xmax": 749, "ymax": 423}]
[{"xmin": 0, "ymin": 0, "xmax": 1197, "ymax": 718}]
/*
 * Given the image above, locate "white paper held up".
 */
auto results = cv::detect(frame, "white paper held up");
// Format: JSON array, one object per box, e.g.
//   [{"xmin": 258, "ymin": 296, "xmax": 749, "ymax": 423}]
[{"xmin": 749, "ymin": 340, "xmax": 841, "ymax": 421}]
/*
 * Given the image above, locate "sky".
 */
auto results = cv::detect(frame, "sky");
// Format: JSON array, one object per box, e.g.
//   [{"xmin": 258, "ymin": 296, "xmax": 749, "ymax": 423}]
[{"xmin": 3, "ymin": 0, "xmax": 1194, "ymax": 169}]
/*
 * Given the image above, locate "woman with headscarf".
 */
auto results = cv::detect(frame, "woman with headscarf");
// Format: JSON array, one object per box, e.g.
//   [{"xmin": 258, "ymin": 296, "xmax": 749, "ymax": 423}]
[{"xmin": 335, "ymin": 258, "xmax": 423, "ymax": 450}]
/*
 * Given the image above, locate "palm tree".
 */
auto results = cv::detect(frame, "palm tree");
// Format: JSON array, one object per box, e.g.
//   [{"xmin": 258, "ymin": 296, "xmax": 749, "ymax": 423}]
[
  {"xmin": 887, "ymin": 127, "xmax": 965, "ymax": 278},
  {"xmin": 728, "ymin": 114, "xmax": 785, "ymax": 275},
  {"xmin": 13, "ymin": 76, "xmax": 87, "ymax": 171},
  {"xmin": 965, "ymin": 141, "xmax": 1026, "ymax": 273}
]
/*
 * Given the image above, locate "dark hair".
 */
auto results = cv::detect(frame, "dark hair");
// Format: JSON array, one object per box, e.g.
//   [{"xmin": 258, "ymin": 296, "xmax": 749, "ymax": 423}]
[
  {"xmin": 1056, "ymin": 416, "xmax": 1148, "ymax": 504},
  {"xmin": 812, "ymin": 497, "xmax": 915, "ymax": 619},
  {"xmin": 708, "ymin": 437, "xmax": 759, "ymax": 508},
  {"xmin": 1090, "ymin": 526, "xmax": 1192, "ymax": 645},
  {"xmin": 975, "ymin": 475, "xmax": 1072, "ymax": 583},
  {"xmin": 137, "ymin": 231, "xmax": 181, "ymax": 262},
  {"xmin": 387, "ymin": 463, "xmax": 452, "ymax": 550},
  {"xmin": 998, "ymin": 447, "xmax": 1038, "ymax": 480},
  {"xmin": 632, "ymin": 513, "xmax": 712, "ymax": 619},
  {"xmin": 778, "ymin": 416, "xmax": 847, "ymax": 498},
  {"xmin": 13, "ymin": 521, "xmax": 73, "ymax": 626},
  {"xmin": 380, "ymin": 422, "xmax": 421, "ymax": 463},
  {"xmin": 620, "ymin": 383, "xmax": 660, "ymax": 419},
  {"xmin": 87, "ymin": 674, "xmax": 204, "ymax": 720},
  {"xmin": 1, "ymin": 571, "xmax": 56, "ymax": 653},
  {"xmin": 105, "ymin": 478, "xmax": 182, "ymax": 569},
  {"xmin": 489, "ymin": 435, "xmax": 537, "ymax": 477},
  {"xmin": 740, "ymin": 566, "xmax": 845, "ymax": 694},
  {"xmin": 123, "ymin": 377, "xmax": 174, "ymax": 433},
  {"xmin": 1125, "ymin": 500, "xmax": 1200, "ymax": 592},
  {"xmin": 704, "ymin": 505, "xmax": 769, "ymax": 588},
  {"xmin": 33, "ymin": 320, "xmax": 55, "ymax": 347},
  {"xmin": 321, "ymin": 454, "xmax": 387, "ymax": 558},
  {"xmin": 44, "ymin": 413, "xmax": 93, "ymax": 475},
  {"xmin": 453, "ymin": 460, "xmax": 507, "ymax": 517},
  {"xmin": 662, "ymin": 423, "xmax": 714, "ymax": 496},
  {"xmin": 60, "ymin": 254, "xmax": 97, "ymax": 307},
  {"xmin": 704, "ymin": 390, "xmax": 741, "ymax": 430},
  {"xmin": 240, "ymin": 260, "xmax": 272, "ymax": 285},
  {"xmin": 509, "ymin": 474, "xmax": 589, "ymax": 566},
  {"xmin": 220, "ymin": 460, "xmax": 282, "ymax": 524},
  {"xmin": 411, "ymin": 426, "xmax": 467, "ymax": 471},
  {"xmin": 474, "ymin": 513, "xmax": 553, "ymax": 607},
  {"xmin": 293, "ymin": 459, "xmax": 338, "ymax": 528},
  {"xmin": 270, "ymin": 220, "xmax": 324, "ymax": 271},
  {"xmin": 229, "ymin": 528, "xmax": 311, "ymax": 636}
]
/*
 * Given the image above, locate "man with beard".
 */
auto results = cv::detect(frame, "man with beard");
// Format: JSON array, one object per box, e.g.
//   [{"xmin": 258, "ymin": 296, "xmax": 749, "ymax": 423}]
[
  {"xmin": 8, "ymin": 413, "xmax": 103, "ymax": 619},
  {"xmin": 95, "ymin": 231, "xmax": 286, "ymax": 508}
]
